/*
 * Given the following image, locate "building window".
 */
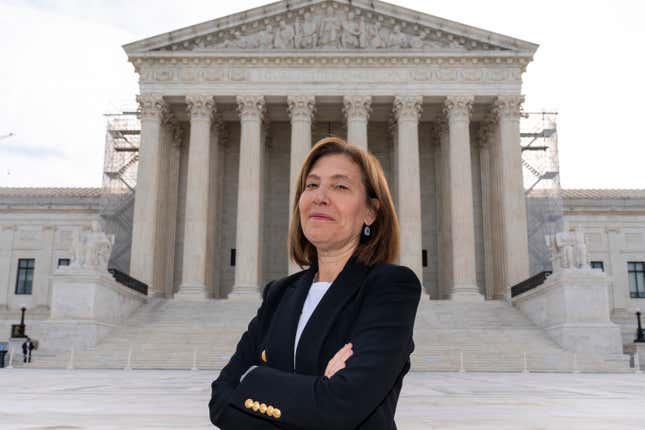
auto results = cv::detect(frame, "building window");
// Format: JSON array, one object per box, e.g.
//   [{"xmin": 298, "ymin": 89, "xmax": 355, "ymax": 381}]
[
  {"xmin": 590, "ymin": 261, "xmax": 604, "ymax": 271},
  {"xmin": 57, "ymin": 258, "xmax": 70, "ymax": 267},
  {"xmin": 422, "ymin": 249, "xmax": 428, "ymax": 267},
  {"xmin": 230, "ymin": 249, "xmax": 236, "ymax": 267},
  {"xmin": 628, "ymin": 262, "xmax": 645, "ymax": 298},
  {"xmin": 15, "ymin": 258, "xmax": 35, "ymax": 295}
]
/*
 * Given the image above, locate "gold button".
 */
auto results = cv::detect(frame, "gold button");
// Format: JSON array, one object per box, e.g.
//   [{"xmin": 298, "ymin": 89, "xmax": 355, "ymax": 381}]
[
  {"xmin": 259, "ymin": 403, "xmax": 267, "ymax": 414},
  {"xmin": 267, "ymin": 405, "xmax": 274, "ymax": 416},
  {"xmin": 252, "ymin": 401, "xmax": 260, "ymax": 412},
  {"xmin": 261, "ymin": 350, "xmax": 267, "ymax": 362},
  {"xmin": 273, "ymin": 408, "xmax": 282, "ymax": 419},
  {"xmin": 244, "ymin": 399, "xmax": 253, "ymax": 409}
]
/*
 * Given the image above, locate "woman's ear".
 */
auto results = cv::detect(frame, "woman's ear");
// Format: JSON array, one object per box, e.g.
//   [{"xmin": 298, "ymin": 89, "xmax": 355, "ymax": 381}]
[{"xmin": 366, "ymin": 198, "xmax": 380, "ymax": 225}]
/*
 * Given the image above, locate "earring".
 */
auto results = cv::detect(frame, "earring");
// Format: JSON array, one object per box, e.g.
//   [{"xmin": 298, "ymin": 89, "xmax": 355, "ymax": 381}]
[{"xmin": 363, "ymin": 224, "xmax": 371, "ymax": 237}]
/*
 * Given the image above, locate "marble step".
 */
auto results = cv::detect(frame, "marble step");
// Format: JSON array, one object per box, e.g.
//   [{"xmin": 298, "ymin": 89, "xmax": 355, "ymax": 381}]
[{"xmin": 14, "ymin": 297, "xmax": 632, "ymax": 372}]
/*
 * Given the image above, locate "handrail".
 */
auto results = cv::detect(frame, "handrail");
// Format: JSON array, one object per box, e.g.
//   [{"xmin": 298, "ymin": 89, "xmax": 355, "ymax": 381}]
[
  {"xmin": 510, "ymin": 270, "xmax": 552, "ymax": 298},
  {"xmin": 108, "ymin": 268, "xmax": 148, "ymax": 295}
]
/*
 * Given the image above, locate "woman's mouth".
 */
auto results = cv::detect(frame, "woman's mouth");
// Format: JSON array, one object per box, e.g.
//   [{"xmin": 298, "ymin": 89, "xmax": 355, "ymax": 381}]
[{"xmin": 310, "ymin": 214, "xmax": 334, "ymax": 221}]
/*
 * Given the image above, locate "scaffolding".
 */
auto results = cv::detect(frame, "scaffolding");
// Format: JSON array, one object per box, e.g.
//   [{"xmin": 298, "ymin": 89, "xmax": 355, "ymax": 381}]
[
  {"xmin": 521, "ymin": 111, "xmax": 564, "ymax": 275},
  {"xmin": 99, "ymin": 105, "xmax": 140, "ymax": 274}
]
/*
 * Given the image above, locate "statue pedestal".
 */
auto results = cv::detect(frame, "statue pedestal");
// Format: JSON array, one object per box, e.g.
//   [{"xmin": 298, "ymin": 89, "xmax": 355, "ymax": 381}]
[
  {"xmin": 512, "ymin": 268, "xmax": 625, "ymax": 359},
  {"xmin": 41, "ymin": 268, "xmax": 147, "ymax": 353}
]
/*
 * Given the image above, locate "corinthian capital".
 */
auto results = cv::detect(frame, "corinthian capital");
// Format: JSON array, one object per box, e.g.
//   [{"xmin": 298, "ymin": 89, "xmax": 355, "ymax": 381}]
[
  {"xmin": 343, "ymin": 95, "xmax": 372, "ymax": 121},
  {"xmin": 136, "ymin": 94, "xmax": 168, "ymax": 121},
  {"xmin": 236, "ymin": 95, "xmax": 266, "ymax": 122},
  {"xmin": 493, "ymin": 95, "xmax": 525, "ymax": 121},
  {"xmin": 443, "ymin": 96, "xmax": 473, "ymax": 122},
  {"xmin": 186, "ymin": 95, "xmax": 216, "ymax": 122},
  {"xmin": 393, "ymin": 96, "xmax": 422, "ymax": 122},
  {"xmin": 287, "ymin": 95, "xmax": 316, "ymax": 123}
]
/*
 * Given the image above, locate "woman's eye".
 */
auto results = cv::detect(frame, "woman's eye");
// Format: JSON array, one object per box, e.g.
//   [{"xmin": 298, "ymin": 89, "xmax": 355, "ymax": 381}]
[
  {"xmin": 306, "ymin": 183, "xmax": 318, "ymax": 189},
  {"xmin": 335, "ymin": 184, "xmax": 348, "ymax": 190}
]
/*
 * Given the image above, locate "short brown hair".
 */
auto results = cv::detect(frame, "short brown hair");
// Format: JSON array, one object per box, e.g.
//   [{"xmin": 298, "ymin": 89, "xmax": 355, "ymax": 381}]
[{"xmin": 288, "ymin": 136, "xmax": 400, "ymax": 268}]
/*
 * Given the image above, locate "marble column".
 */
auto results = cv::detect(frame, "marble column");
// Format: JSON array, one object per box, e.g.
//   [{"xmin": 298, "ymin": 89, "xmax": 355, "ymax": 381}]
[
  {"xmin": 287, "ymin": 95, "xmax": 315, "ymax": 275},
  {"xmin": 176, "ymin": 95, "xmax": 215, "ymax": 300},
  {"xmin": 343, "ymin": 95, "xmax": 371, "ymax": 150},
  {"xmin": 232, "ymin": 95, "xmax": 266, "ymax": 297},
  {"xmin": 437, "ymin": 120, "xmax": 452, "ymax": 299},
  {"xmin": 393, "ymin": 96, "xmax": 423, "ymax": 282},
  {"xmin": 161, "ymin": 115, "xmax": 185, "ymax": 298},
  {"xmin": 486, "ymin": 111, "xmax": 507, "ymax": 300},
  {"xmin": 444, "ymin": 96, "xmax": 482, "ymax": 301},
  {"xmin": 477, "ymin": 121, "xmax": 495, "ymax": 300},
  {"xmin": 493, "ymin": 95, "xmax": 530, "ymax": 296},
  {"xmin": 130, "ymin": 94, "xmax": 167, "ymax": 291}
]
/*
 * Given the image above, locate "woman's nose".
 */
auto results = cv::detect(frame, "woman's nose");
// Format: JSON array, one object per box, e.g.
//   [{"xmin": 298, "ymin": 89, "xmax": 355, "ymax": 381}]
[{"xmin": 312, "ymin": 185, "xmax": 329, "ymax": 205}]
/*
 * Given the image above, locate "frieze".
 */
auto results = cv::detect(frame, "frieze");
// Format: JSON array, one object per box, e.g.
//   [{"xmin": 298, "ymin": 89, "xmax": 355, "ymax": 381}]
[
  {"xmin": 138, "ymin": 64, "xmax": 522, "ymax": 85},
  {"xmin": 151, "ymin": 3, "xmax": 507, "ymax": 53}
]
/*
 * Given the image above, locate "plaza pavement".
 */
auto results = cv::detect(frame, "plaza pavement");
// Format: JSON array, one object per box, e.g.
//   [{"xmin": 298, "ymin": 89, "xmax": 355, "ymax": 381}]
[{"xmin": 1, "ymin": 369, "xmax": 644, "ymax": 429}]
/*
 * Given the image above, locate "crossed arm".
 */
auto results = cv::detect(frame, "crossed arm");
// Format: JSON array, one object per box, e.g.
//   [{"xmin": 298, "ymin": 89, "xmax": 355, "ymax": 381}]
[{"xmin": 208, "ymin": 266, "xmax": 421, "ymax": 430}]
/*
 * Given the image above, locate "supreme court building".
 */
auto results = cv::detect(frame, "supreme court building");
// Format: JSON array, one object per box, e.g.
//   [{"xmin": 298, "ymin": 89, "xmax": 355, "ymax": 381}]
[
  {"xmin": 123, "ymin": 0, "xmax": 536, "ymax": 302},
  {"xmin": 3, "ymin": 0, "xmax": 645, "ymax": 371}
]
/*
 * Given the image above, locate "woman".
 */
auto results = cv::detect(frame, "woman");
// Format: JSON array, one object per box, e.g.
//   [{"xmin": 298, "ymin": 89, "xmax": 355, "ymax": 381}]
[{"xmin": 209, "ymin": 137, "xmax": 422, "ymax": 430}]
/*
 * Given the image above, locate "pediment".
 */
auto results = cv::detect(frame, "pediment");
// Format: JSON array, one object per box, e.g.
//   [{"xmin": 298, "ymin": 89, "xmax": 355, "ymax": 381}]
[{"xmin": 124, "ymin": 0, "xmax": 538, "ymax": 56}]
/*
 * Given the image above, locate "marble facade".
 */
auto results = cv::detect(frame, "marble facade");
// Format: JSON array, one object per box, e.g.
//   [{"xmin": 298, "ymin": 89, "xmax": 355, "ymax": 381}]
[{"xmin": 123, "ymin": 0, "xmax": 537, "ymax": 301}]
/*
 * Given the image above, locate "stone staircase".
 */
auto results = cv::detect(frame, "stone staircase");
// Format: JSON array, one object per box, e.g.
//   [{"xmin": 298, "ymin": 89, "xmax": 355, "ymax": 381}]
[
  {"xmin": 9, "ymin": 297, "xmax": 632, "ymax": 372},
  {"xmin": 411, "ymin": 301, "xmax": 630, "ymax": 372}
]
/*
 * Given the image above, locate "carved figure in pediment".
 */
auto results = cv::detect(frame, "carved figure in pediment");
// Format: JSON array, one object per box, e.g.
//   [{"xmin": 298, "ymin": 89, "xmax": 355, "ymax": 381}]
[
  {"xmin": 275, "ymin": 20, "xmax": 295, "ymax": 49},
  {"xmin": 447, "ymin": 38, "xmax": 463, "ymax": 49},
  {"xmin": 319, "ymin": 6, "xmax": 341, "ymax": 48},
  {"xmin": 224, "ymin": 31, "xmax": 247, "ymax": 49},
  {"xmin": 423, "ymin": 34, "xmax": 445, "ymax": 49},
  {"xmin": 386, "ymin": 25, "xmax": 409, "ymax": 49},
  {"xmin": 295, "ymin": 12, "xmax": 319, "ymax": 48},
  {"xmin": 409, "ymin": 31, "xmax": 428, "ymax": 49},
  {"xmin": 358, "ymin": 17, "xmax": 369, "ymax": 48},
  {"xmin": 340, "ymin": 11, "xmax": 361, "ymax": 49},
  {"xmin": 245, "ymin": 32, "xmax": 261, "ymax": 49},
  {"xmin": 365, "ymin": 21, "xmax": 385, "ymax": 49},
  {"xmin": 257, "ymin": 25, "xmax": 275, "ymax": 49}
]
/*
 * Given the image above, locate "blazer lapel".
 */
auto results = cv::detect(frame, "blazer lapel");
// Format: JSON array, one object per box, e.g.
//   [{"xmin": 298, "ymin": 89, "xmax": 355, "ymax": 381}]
[
  {"xmin": 294, "ymin": 255, "xmax": 370, "ymax": 374},
  {"xmin": 267, "ymin": 263, "xmax": 317, "ymax": 372}
]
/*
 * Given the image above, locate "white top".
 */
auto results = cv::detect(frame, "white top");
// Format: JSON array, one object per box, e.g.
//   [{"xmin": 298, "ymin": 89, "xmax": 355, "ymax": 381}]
[{"xmin": 293, "ymin": 280, "xmax": 333, "ymax": 369}]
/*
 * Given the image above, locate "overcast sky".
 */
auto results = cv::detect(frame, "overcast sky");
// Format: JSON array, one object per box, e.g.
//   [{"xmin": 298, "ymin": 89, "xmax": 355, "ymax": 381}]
[{"xmin": 0, "ymin": 0, "xmax": 643, "ymax": 189}]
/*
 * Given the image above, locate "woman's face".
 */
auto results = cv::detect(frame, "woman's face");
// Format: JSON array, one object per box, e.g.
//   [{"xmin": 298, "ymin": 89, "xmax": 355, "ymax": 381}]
[{"xmin": 299, "ymin": 154, "xmax": 376, "ymax": 253}]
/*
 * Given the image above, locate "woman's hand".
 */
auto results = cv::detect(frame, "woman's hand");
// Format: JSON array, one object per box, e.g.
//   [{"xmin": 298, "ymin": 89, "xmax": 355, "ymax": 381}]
[{"xmin": 324, "ymin": 342, "xmax": 353, "ymax": 378}]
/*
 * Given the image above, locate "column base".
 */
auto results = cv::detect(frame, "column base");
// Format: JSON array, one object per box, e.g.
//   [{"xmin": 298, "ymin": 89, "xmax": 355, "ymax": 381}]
[
  {"xmin": 174, "ymin": 283, "xmax": 208, "ymax": 301},
  {"xmin": 451, "ymin": 284, "xmax": 484, "ymax": 302}
]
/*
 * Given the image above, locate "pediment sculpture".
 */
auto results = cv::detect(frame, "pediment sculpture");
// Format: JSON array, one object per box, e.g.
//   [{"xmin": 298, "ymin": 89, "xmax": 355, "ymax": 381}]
[{"xmin": 160, "ymin": 5, "xmax": 494, "ymax": 52}]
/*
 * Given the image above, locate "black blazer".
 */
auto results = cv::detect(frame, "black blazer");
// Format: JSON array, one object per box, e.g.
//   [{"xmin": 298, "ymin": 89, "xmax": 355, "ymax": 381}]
[{"xmin": 208, "ymin": 254, "xmax": 422, "ymax": 430}]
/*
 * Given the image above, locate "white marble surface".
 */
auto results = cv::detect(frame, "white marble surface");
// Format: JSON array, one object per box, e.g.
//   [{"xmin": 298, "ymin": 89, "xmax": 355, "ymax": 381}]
[{"xmin": 1, "ymin": 369, "xmax": 644, "ymax": 429}]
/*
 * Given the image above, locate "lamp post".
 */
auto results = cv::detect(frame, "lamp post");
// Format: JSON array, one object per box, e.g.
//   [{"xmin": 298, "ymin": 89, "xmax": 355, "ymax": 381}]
[
  {"xmin": 635, "ymin": 309, "xmax": 645, "ymax": 343},
  {"xmin": 10, "ymin": 306, "xmax": 27, "ymax": 338}
]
